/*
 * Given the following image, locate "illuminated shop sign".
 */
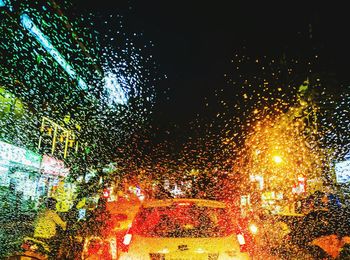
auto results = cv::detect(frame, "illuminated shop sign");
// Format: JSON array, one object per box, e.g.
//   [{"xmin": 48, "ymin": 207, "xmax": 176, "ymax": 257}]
[
  {"xmin": 292, "ymin": 176, "xmax": 306, "ymax": 194},
  {"xmin": 250, "ymin": 175, "xmax": 264, "ymax": 190},
  {"xmin": 20, "ymin": 13, "xmax": 88, "ymax": 91},
  {"xmin": 0, "ymin": 140, "xmax": 41, "ymax": 168},
  {"xmin": 40, "ymin": 155, "xmax": 69, "ymax": 177},
  {"xmin": 0, "ymin": 165, "xmax": 9, "ymax": 186}
]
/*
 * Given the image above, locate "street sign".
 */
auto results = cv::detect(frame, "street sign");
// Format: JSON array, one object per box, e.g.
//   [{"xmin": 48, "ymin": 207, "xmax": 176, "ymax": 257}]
[{"xmin": 20, "ymin": 13, "xmax": 88, "ymax": 91}]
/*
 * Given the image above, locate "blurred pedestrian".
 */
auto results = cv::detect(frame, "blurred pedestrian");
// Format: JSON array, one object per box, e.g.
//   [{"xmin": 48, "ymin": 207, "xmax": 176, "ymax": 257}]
[
  {"xmin": 58, "ymin": 200, "xmax": 86, "ymax": 260},
  {"xmin": 33, "ymin": 197, "xmax": 66, "ymax": 259},
  {"xmin": 292, "ymin": 192, "xmax": 350, "ymax": 259}
]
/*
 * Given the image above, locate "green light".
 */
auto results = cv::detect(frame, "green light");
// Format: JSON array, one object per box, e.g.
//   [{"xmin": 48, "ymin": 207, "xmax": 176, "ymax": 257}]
[{"xmin": 20, "ymin": 13, "xmax": 88, "ymax": 91}]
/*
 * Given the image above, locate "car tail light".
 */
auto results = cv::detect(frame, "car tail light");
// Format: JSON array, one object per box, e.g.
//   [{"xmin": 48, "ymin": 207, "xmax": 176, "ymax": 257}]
[
  {"xmin": 237, "ymin": 234, "xmax": 248, "ymax": 252},
  {"xmin": 120, "ymin": 233, "xmax": 132, "ymax": 252},
  {"xmin": 123, "ymin": 234, "xmax": 132, "ymax": 245},
  {"xmin": 149, "ymin": 253, "xmax": 165, "ymax": 260}
]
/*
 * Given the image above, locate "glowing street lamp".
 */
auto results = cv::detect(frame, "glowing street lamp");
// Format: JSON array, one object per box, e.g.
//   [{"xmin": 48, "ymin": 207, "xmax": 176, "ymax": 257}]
[
  {"xmin": 20, "ymin": 13, "xmax": 88, "ymax": 92},
  {"xmin": 272, "ymin": 155, "xmax": 283, "ymax": 164}
]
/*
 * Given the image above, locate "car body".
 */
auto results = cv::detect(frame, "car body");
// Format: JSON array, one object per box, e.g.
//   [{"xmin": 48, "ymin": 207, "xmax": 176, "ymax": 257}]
[
  {"xmin": 119, "ymin": 198, "xmax": 252, "ymax": 260},
  {"xmin": 82, "ymin": 196, "xmax": 142, "ymax": 260}
]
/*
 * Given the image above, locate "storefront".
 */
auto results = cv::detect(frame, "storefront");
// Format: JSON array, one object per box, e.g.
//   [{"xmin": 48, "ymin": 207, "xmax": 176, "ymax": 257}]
[
  {"xmin": 0, "ymin": 140, "xmax": 41, "ymax": 208},
  {"xmin": 247, "ymin": 173, "xmax": 310, "ymax": 214},
  {"xmin": 39, "ymin": 154, "xmax": 75, "ymax": 212}
]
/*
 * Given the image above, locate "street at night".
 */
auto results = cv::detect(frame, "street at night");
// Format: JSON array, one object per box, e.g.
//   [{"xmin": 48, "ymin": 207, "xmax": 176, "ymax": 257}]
[{"xmin": 1, "ymin": 1, "xmax": 350, "ymax": 259}]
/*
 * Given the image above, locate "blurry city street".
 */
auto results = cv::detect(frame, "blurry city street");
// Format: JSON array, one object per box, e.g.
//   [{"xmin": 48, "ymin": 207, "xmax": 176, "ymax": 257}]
[{"xmin": 1, "ymin": 1, "xmax": 350, "ymax": 259}]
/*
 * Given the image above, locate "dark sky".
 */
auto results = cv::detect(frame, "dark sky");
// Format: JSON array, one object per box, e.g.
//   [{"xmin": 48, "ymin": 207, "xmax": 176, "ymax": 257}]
[{"xmin": 77, "ymin": 1, "xmax": 350, "ymax": 128}]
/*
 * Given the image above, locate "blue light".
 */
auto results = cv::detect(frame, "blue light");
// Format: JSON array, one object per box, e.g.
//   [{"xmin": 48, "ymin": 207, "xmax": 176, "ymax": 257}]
[
  {"xmin": 20, "ymin": 13, "xmax": 88, "ymax": 91},
  {"xmin": 103, "ymin": 73, "xmax": 128, "ymax": 105},
  {"xmin": 0, "ymin": 0, "xmax": 6, "ymax": 7}
]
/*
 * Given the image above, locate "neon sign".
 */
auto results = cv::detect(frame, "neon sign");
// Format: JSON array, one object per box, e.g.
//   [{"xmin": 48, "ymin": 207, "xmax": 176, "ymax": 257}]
[
  {"xmin": 40, "ymin": 155, "xmax": 69, "ymax": 177},
  {"xmin": 20, "ymin": 13, "xmax": 88, "ymax": 91}
]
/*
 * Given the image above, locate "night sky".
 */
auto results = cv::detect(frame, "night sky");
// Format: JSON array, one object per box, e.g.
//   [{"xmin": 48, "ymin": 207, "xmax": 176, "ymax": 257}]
[{"xmin": 76, "ymin": 1, "xmax": 350, "ymax": 130}]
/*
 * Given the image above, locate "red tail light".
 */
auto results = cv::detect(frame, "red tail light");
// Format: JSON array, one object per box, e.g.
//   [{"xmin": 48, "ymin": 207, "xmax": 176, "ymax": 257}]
[
  {"xmin": 237, "ymin": 234, "xmax": 248, "ymax": 252},
  {"xmin": 237, "ymin": 231, "xmax": 255, "ymax": 255},
  {"xmin": 120, "ymin": 233, "xmax": 132, "ymax": 252},
  {"xmin": 123, "ymin": 234, "xmax": 132, "ymax": 245}
]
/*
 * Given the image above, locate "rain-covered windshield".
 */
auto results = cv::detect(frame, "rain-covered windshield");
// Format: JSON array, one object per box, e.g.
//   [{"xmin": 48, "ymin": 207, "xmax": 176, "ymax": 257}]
[{"xmin": 1, "ymin": 1, "xmax": 350, "ymax": 260}]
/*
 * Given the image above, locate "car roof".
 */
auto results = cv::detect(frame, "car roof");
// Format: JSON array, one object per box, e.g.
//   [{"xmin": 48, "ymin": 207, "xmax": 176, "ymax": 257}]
[{"xmin": 142, "ymin": 198, "xmax": 226, "ymax": 208}]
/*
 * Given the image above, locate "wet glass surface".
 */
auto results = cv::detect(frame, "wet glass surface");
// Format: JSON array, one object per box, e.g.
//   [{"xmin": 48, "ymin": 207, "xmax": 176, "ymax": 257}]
[{"xmin": 1, "ymin": 1, "xmax": 350, "ymax": 260}]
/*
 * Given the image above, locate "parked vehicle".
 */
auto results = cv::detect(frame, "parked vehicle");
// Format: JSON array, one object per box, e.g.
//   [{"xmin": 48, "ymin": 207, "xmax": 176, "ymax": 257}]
[
  {"xmin": 82, "ymin": 213, "xmax": 128, "ymax": 260},
  {"xmin": 118, "ymin": 198, "xmax": 253, "ymax": 259},
  {"xmin": 82, "ymin": 195, "xmax": 141, "ymax": 260}
]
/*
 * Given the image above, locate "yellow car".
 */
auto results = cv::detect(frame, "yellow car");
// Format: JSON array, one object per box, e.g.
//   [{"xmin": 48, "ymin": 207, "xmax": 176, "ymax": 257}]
[{"xmin": 119, "ymin": 198, "xmax": 252, "ymax": 260}]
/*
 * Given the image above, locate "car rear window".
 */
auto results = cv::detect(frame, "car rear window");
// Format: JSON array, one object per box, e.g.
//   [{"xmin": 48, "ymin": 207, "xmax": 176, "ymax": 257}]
[{"xmin": 131, "ymin": 203, "xmax": 234, "ymax": 238}]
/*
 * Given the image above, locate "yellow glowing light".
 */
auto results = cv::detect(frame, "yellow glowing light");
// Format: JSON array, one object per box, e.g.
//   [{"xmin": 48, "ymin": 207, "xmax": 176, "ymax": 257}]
[{"xmin": 272, "ymin": 155, "xmax": 283, "ymax": 164}]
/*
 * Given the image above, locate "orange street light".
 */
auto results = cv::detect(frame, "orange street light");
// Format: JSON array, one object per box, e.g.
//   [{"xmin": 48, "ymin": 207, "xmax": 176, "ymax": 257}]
[{"xmin": 272, "ymin": 155, "xmax": 283, "ymax": 164}]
